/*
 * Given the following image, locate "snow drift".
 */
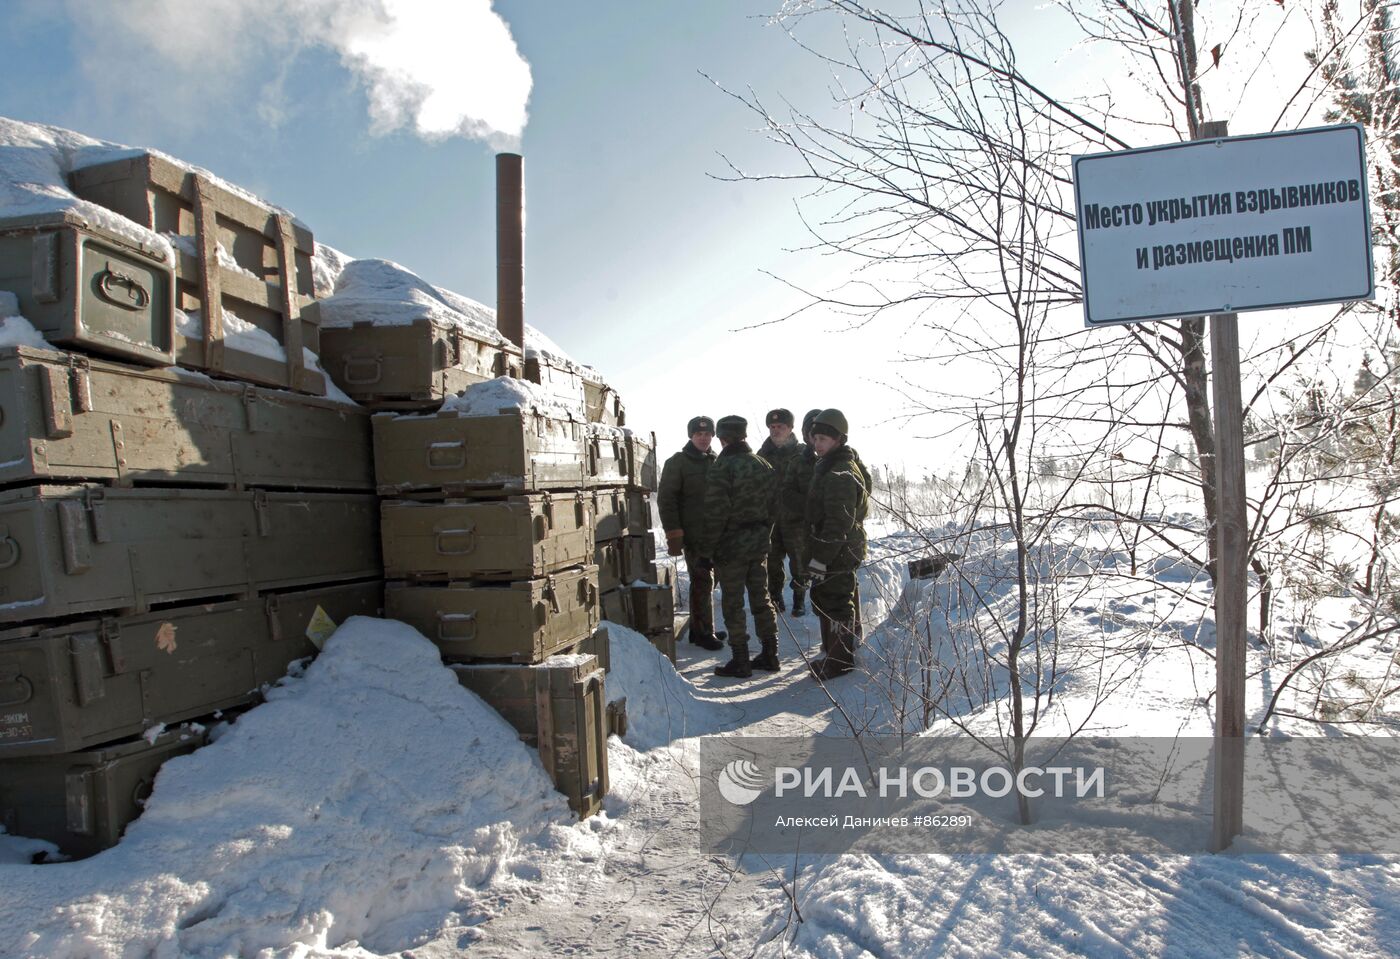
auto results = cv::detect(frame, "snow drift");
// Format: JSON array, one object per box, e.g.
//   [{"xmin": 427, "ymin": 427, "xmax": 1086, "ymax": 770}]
[{"xmin": 1, "ymin": 618, "xmax": 589, "ymax": 958}]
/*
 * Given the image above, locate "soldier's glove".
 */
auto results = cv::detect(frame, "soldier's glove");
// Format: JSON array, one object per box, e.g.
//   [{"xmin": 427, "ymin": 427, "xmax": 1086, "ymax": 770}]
[{"xmin": 665, "ymin": 529, "xmax": 685, "ymax": 557}]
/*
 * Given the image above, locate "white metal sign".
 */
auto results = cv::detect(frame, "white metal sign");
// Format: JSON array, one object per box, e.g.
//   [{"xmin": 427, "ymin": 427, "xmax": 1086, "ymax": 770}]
[{"xmin": 1073, "ymin": 124, "xmax": 1374, "ymax": 326}]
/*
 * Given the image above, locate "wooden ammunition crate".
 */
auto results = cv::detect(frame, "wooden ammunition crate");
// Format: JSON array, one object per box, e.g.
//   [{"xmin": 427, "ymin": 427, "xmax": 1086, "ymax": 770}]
[
  {"xmin": 0, "ymin": 345, "xmax": 373, "ymax": 492},
  {"xmin": 386, "ymin": 565, "xmax": 599, "ymax": 664},
  {"xmin": 592, "ymin": 489, "xmax": 650, "ymax": 541},
  {"xmin": 622, "ymin": 534, "xmax": 659, "ymax": 586},
  {"xmin": 381, "ymin": 493, "xmax": 593, "ymax": 582},
  {"xmin": 599, "ymin": 586, "xmax": 628, "ymax": 626},
  {"xmin": 581, "ymin": 369, "xmax": 624, "ymax": 427},
  {"xmin": 0, "ymin": 485, "xmax": 380, "ymax": 623},
  {"xmin": 625, "ymin": 429, "xmax": 658, "ymax": 492},
  {"xmin": 523, "ymin": 354, "xmax": 586, "ymax": 412},
  {"xmin": 650, "ymin": 622, "xmax": 679, "ymax": 664},
  {"xmin": 372, "ymin": 406, "xmax": 589, "ymax": 495},
  {"xmin": 69, "ymin": 153, "xmax": 324, "ymax": 394},
  {"xmin": 313, "ymin": 314, "xmax": 519, "ymax": 410},
  {"xmin": 573, "ymin": 624, "xmax": 611, "ymax": 674},
  {"xmin": 594, "ymin": 538, "xmax": 625, "ymax": 593},
  {"xmin": 0, "ymin": 726, "xmax": 208, "ymax": 858},
  {"xmin": 0, "ymin": 212, "xmax": 175, "ymax": 367},
  {"xmin": 452, "ymin": 655, "xmax": 608, "ymax": 818},
  {"xmin": 0, "ymin": 580, "xmax": 383, "ymax": 757},
  {"xmin": 586, "ymin": 423, "xmax": 628, "ymax": 486},
  {"xmin": 628, "ymin": 583, "xmax": 675, "ymax": 636}
]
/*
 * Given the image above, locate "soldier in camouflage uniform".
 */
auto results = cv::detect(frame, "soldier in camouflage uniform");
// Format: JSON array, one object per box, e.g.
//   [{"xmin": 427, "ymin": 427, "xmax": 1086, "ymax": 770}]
[
  {"xmin": 658, "ymin": 415, "xmax": 725, "ymax": 651},
  {"xmin": 758, "ymin": 408, "xmax": 810, "ymax": 616},
  {"xmin": 693, "ymin": 415, "xmax": 779, "ymax": 678},
  {"xmin": 805, "ymin": 409, "xmax": 871, "ymax": 680}
]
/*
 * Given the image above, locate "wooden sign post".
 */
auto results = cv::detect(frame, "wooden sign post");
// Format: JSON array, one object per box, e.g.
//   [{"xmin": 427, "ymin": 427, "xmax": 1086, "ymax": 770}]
[
  {"xmin": 1202, "ymin": 120, "xmax": 1247, "ymax": 853},
  {"xmin": 1073, "ymin": 121, "xmax": 1373, "ymax": 851}
]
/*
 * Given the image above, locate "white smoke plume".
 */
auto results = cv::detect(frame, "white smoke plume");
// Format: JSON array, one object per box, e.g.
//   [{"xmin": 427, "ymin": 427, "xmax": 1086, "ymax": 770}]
[{"xmin": 63, "ymin": 0, "xmax": 532, "ymax": 147}]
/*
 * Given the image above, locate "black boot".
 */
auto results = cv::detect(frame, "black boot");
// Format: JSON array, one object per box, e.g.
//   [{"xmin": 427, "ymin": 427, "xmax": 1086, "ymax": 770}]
[
  {"xmin": 791, "ymin": 585, "xmax": 807, "ymax": 617},
  {"xmin": 715, "ymin": 644, "xmax": 752, "ymax": 678},
  {"xmin": 811, "ymin": 618, "xmax": 855, "ymax": 680},
  {"xmin": 689, "ymin": 631, "xmax": 724, "ymax": 651},
  {"xmin": 808, "ymin": 613, "xmax": 833, "ymax": 678},
  {"xmin": 751, "ymin": 635, "xmax": 780, "ymax": 672}
]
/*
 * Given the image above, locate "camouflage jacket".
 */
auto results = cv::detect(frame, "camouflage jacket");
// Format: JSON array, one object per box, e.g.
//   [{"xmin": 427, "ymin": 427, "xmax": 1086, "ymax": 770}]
[
  {"xmin": 695, "ymin": 441, "xmax": 776, "ymax": 561},
  {"xmin": 758, "ymin": 435, "xmax": 808, "ymax": 527},
  {"xmin": 783, "ymin": 443, "xmax": 816, "ymax": 528},
  {"xmin": 806, "ymin": 443, "xmax": 871, "ymax": 570},
  {"xmin": 657, "ymin": 440, "xmax": 716, "ymax": 537}
]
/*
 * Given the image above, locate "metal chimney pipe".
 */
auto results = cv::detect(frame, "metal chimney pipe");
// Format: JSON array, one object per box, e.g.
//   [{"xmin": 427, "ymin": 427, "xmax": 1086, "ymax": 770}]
[{"xmin": 495, "ymin": 152, "xmax": 525, "ymax": 349}]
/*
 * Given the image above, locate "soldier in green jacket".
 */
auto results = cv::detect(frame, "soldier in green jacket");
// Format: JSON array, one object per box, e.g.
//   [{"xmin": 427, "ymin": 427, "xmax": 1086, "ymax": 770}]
[
  {"xmin": 693, "ymin": 415, "xmax": 779, "ymax": 678},
  {"xmin": 758, "ymin": 408, "xmax": 810, "ymax": 616},
  {"xmin": 804, "ymin": 409, "xmax": 871, "ymax": 680},
  {"xmin": 658, "ymin": 415, "xmax": 725, "ymax": 651}
]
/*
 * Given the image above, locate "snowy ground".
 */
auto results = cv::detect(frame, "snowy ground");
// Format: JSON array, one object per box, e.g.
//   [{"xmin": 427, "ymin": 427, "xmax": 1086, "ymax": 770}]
[{"xmin": 5, "ymin": 523, "xmax": 1399, "ymax": 958}]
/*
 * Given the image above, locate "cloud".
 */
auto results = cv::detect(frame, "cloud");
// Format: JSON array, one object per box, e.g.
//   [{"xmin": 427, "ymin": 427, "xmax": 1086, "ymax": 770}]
[{"xmin": 63, "ymin": 0, "xmax": 532, "ymax": 146}]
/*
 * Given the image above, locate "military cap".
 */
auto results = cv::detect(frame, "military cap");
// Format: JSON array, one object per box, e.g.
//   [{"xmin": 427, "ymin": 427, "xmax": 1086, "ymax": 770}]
[
  {"xmin": 715, "ymin": 415, "xmax": 748, "ymax": 440},
  {"xmin": 811, "ymin": 408, "xmax": 849, "ymax": 441},
  {"xmin": 687, "ymin": 415, "xmax": 715, "ymax": 436},
  {"xmin": 765, "ymin": 408, "xmax": 795, "ymax": 428},
  {"xmin": 802, "ymin": 408, "xmax": 823, "ymax": 434}
]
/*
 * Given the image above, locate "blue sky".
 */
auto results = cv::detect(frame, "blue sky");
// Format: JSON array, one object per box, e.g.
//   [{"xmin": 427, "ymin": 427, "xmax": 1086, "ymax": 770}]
[{"xmin": 0, "ymin": 0, "xmax": 1102, "ymax": 471}]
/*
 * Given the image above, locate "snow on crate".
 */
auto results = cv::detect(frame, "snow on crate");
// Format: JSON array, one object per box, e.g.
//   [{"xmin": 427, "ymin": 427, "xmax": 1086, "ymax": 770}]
[
  {"xmin": 310, "ymin": 255, "xmax": 615, "ymax": 398},
  {"xmin": 312, "ymin": 257, "xmax": 506, "ymax": 341},
  {"xmin": 0, "ymin": 617, "xmax": 596, "ymax": 959},
  {"xmin": 0, "ymin": 313, "xmax": 49, "ymax": 350},
  {"xmin": 177, "ymin": 306, "xmax": 288, "ymax": 362},
  {"xmin": 0, "ymin": 117, "xmax": 173, "ymax": 261},
  {"xmin": 440, "ymin": 374, "xmax": 584, "ymax": 420}
]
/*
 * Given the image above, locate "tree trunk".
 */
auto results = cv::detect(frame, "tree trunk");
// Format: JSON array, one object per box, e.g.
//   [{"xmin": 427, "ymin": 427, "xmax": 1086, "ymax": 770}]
[{"xmin": 1176, "ymin": 317, "xmax": 1220, "ymax": 583}]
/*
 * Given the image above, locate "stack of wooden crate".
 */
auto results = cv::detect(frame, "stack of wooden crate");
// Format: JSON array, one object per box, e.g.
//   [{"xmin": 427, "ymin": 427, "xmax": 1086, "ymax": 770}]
[
  {"xmin": 0, "ymin": 156, "xmax": 383, "ymax": 857},
  {"xmin": 587, "ymin": 424, "xmax": 680, "ymax": 661},
  {"xmin": 373, "ymin": 379, "xmax": 612, "ymax": 817}
]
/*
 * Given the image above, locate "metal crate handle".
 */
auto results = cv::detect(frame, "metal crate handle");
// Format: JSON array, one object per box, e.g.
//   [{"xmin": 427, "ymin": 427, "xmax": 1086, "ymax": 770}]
[
  {"xmin": 436, "ymin": 611, "xmax": 477, "ymax": 642},
  {"xmin": 95, "ymin": 264, "xmax": 150, "ymax": 310},
  {"xmin": 426, "ymin": 440, "xmax": 467, "ymax": 470},
  {"xmin": 434, "ymin": 526, "xmax": 477, "ymax": 555},
  {"xmin": 342, "ymin": 353, "xmax": 383, "ymax": 386},
  {"xmin": 0, "ymin": 534, "xmax": 18, "ymax": 570},
  {"xmin": 0, "ymin": 671, "xmax": 33, "ymax": 708}
]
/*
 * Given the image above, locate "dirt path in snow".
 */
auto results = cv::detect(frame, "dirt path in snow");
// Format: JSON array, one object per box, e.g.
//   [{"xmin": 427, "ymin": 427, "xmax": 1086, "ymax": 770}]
[{"xmin": 457, "ymin": 613, "xmax": 843, "ymax": 958}]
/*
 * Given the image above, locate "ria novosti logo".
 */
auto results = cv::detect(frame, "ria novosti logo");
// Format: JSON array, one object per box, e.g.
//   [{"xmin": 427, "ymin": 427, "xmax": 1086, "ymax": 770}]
[
  {"xmin": 716, "ymin": 759, "xmax": 1107, "ymax": 806},
  {"xmin": 717, "ymin": 759, "xmax": 766, "ymax": 806}
]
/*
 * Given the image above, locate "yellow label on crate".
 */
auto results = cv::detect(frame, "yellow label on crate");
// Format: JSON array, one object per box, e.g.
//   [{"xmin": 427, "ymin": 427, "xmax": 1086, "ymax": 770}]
[{"xmin": 305, "ymin": 605, "xmax": 338, "ymax": 650}]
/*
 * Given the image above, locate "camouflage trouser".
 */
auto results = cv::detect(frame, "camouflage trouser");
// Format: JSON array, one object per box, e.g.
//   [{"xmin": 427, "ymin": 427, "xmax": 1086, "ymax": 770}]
[
  {"xmin": 810, "ymin": 567, "xmax": 858, "ymax": 623},
  {"xmin": 683, "ymin": 548, "xmax": 716, "ymax": 641},
  {"xmin": 715, "ymin": 553, "xmax": 777, "ymax": 651},
  {"xmin": 767, "ymin": 523, "xmax": 807, "ymax": 601}
]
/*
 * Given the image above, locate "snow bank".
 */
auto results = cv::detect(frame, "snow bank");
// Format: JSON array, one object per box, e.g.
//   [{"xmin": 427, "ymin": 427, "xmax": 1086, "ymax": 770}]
[
  {"xmin": 2, "ymin": 617, "xmax": 578, "ymax": 958},
  {"xmin": 602, "ymin": 623, "xmax": 742, "ymax": 749}
]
